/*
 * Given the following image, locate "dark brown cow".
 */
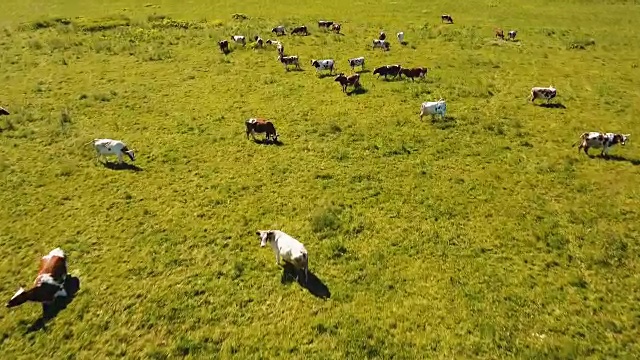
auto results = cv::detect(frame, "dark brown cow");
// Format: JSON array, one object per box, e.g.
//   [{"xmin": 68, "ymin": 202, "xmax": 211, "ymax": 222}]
[
  {"xmin": 291, "ymin": 26, "xmax": 308, "ymax": 35},
  {"xmin": 495, "ymin": 28, "xmax": 505, "ymax": 40},
  {"xmin": 218, "ymin": 40, "xmax": 230, "ymax": 54},
  {"xmin": 246, "ymin": 118, "xmax": 278, "ymax": 142},
  {"xmin": 0, "ymin": 107, "xmax": 9, "ymax": 116},
  {"xmin": 331, "ymin": 23, "xmax": 341, "ymax": 33},
  {"xmin": 335, "ymin": 73, "xmax": 361, "ymax": 93},
  {"xmin": 441, "ymin": 14, "xmax": 454, "ymax": 24},
  {"xmin": 399, "ymin": 67, "xmax": 428, "ymax": 81},
  {"xmin": 373, "ymin": 64, "xmax": 402, "ymax": 79},
  {"xmin": 6, "ymin": 248, "xmax": 69, "ymax": 311},
  {"xmin": 379, "ymin": 31, "xmax": 386, "ymax": 41},
  {"xmin": 318, "ymin": 20, "xmax": 334, "ymax": 28}
]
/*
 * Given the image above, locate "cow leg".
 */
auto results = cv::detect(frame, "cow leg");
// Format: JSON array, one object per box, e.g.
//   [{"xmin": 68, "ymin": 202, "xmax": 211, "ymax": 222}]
[
  {"xmin": 583, "ymin": 146, "xmax": 589, "ymax": 155},
  {"xmin": 117, "ymin": 153, "xmax": 124, "ymax": 164}
]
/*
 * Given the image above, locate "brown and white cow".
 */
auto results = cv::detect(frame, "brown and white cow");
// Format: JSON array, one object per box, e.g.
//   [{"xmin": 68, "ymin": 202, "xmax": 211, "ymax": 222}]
[
  {"xmin": 441, "ymin": 14, "xmax": 454, "ymax": 24},
  {"xmin": 530, "ymin": 86, "xmax": 557, "ymax": 103},
  {"xmin": 218, "ymin": 40, "xmax": 230, "ymax": 54},
  {"xmin": 6, "ymin": 248, "xmax": 69, "ymax": 310},
  {"xmin": 335, "ymin": 73, "xmax": 361, "ymax": 93},
  {"xmin": 291, "ymin": 26, "xmax": 308, "ymax": 35},
  {"xmin": 246, "ymin": 118, "xmax": 278, "ymax": 142},
  {"xmin": 399, "ymin": 67, "xmax": 428, "ymax": 81},
  {"xmin": 495, "ymin": 28, "xmax": 505, "ymax": 40},
  {"xmin": 574, "ymin": 132, "xmax": 630, "ymax": 157},
  {"xmin": 0, "ymin": 106, "xmax": 9, "ymax": 116},
  {"xmin": 331, "ymin": 23, "xmax": 341, "ymax": 33}
]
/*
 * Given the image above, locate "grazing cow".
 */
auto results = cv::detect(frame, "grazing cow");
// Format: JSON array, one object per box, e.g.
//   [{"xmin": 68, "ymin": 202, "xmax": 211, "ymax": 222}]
[
  {"xmin": 372, "ymin": 39, "xmax": 390, "ymax": 50},
  {"xmin": 348, "ymin": 56, "xmax": 365, "ymax": 71},
  {"xmin": 495, "ymin": 28, "xmax": 505, "ymax": 39},
  {"xmin": 266, "ymin": 39, "xmax": 281, "ymax": 47},
  {"xmin": 574, "ymin": 132, "xmax": 630, "ymax": 157},
  {"xmin": 257, "ymin": 230, "xmax": 309, "ymax": 283},
  {"xmin": 399, "ymin": 67, "xmax": 428, "ymax": 81},
  {"xmin": 379, "ymin": 31, "xmax": 386, "ymax": 41},
  {"xmin": 441, "ymin": 14, "xmax": 454, "ymax": 24},
  {"xmin": 334, "ymin": 73, "xmax": 361, "ymax": 93},
  {"xmin": 218, "ymin": 40, "xmax": 230, "ymax": 53},
  {"xmin": 278, "ymin": 54, "xmax": 300, "ymax": 70},
  {"xmin": 254, "ymin": 36, "xmax": 264, "ymax": 48},
  {"xmin": 91, "ymin": 138, "xmax": 135, "ymax": 164},
  {"xmin": 420, "ymin": 99, "xmax": 447, "ymax": 120},
  {"xmin": 0, "ymin": 106, "xmax": 9, "ymax": 116},
  {"xmin": 318, "ymin": 20, "xmax": 334, "ymax": 28},
  {"xmin": 311, "ymin": 59, "xmax": 335, "ymax": 74},
  {"xmin": 508, "ymin": 30, "xmax": 517, "ymax": 40},
  {"xmin": 373, "ymin": 64, "xmax": 402, "ymax": 79},
  {"xmin": 397, "ymin": 31, "xmax": 405, "ymax": 43},
  {"xmin": 6, "ymin": 248, "xmax": 69, "ymax": 311},
  {"xmin": 231, "ymin": 35, "xmax": 246, "ymax": 46},
  {"xmin": 331, "ymin": 23, "xmax": 341, "ymax": 33},
  {"xmin": 291, "ymin": 26, "xmax": 308, "ymax": 35},
  {"xmin": 245, "ymin": 118, "xmax": 278, "ymax": 142},
  {"xmin": 277, "ymin": 43, "xmax": 284, "ymax": 55},
  {"xmin": 272, "ymin": 25, "xmax": 286, "ymax": 36},
  {"xmin": 530, "ymin": 86, "xmax": 557, "ymax": 103}
]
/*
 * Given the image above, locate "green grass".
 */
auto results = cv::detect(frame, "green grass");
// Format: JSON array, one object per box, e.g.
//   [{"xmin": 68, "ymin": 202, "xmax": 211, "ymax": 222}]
[{"xmin": 1, "ymin": 0, "xmax": 640, "ymax": 358}]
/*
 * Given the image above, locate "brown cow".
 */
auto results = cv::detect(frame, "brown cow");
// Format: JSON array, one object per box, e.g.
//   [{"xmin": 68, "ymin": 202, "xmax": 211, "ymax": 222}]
[
  {"xmin": 291, "ymin": 26, "xmax": 308, "ymax": 35},
  {"xmin": 495, "ymin": 28, "xmax": 505, "ymax": 40},
  {"xmin": 399, "ymin": 67, "xmax": 428, "ymax": 81},
  {"xmin": 6, "ymin": 248, "xmax": 69, "ymax": 311},
  {"xmin": 246, "ymin": 118, "xmax": 278, "ymax": 142},
  {"xmin": 218, "ymin": 40, "xmax": 230, "ymax": 53},
  {"xmin": 335, "ymin": 73, "xmax": 361, "ymax": 93}
]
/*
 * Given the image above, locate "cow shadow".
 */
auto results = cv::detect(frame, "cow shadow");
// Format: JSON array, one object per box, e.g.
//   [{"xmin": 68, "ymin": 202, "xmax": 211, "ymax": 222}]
[
  {"xmin": 26, "ymin": 276, "xmax": 80, "ymax": 333},
  {"xmin": 318, "ymin": 72, "xmax": 335, "ymax": 79},
  {"xmin": 538, "ymin": 103, "xmax": 566, "ymax": 109},
  {"xmin": 347, "ymin": 87, "xmax": 367, "ymax": 96},
  {"xmin": 400, "ymin": 41, "xmax": 408, "ymax": 46},
  {"xmin": 356, "ymin": 69, "xmax": 371, "ymax": 74},
  {"xmin": 280, "ymin": 263, "xmax": 331, "ymax": 300},
  {"xmin": 430, "ymin": 115, "xmax": 456, "ymax": 130},
  {"xmin": 252, "ymin": 138, "xmax": 284, "ymax": 146},
  {"xmin": 102, "ymin": 161, "xmax": 143, "ymax": 172},
  {"xmin": 286, "ymin": 67, "xmax": 304, "ymax": 72},
  {"xmin": 595, "ymin": 154, "xmax": 640, "ymax": 165}
]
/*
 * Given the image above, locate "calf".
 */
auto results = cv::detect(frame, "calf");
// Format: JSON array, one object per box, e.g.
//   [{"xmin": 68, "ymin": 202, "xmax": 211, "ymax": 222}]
[
  {"xmin": 6, "ymin": 248, "xmax": 69, "ymax": 311},
  {"xmin": 420, "ymin": 99, "xmax": 447, "ymax": 120},
  {"xmin": 331, "ymin": 23, "xmax": 341, "ymax": 33},
  {"xmin": 257, "ymin": 230, "xmax": 309, "ymax": 283},
  {"xmin": 508, "ymin": 30, "xmax": 517, "ymax": 40},
  {"xmin": 441, "ymin": 14, "xmax": 454, "ymax": 24},
  {"xmin": 373, "ymin": 64, "xmax": 402, "ymax": 79},
  {"xmin": 272, "ymin": 25, "xmax": 286, "ymax": 36},
  {"xmin": 218, "ymin": 40, "xmax": 230, "ymax": 54},
  {"xmin": 318, "ymin": 20, "xmax": 334, "ymax": 28},
  {"xmin": 245, "ymin": 118, "xmax": 278, "ymax": 142},
  {"xmin": 574, "ymin": 132, "xmax": 630, "ymax": 157},
  {"xmin": 231, "ymin": 35, "xmax": 246, "ymax": 46},
  {"xmin": 254, "ymin": 36, "xmax": 264, "ymax": 48},
  {"xmin": 311, "ymin": 59, "xmax": 335, "ymax": 74},
  {"xmin": 372, "ymin": 39, "xmax": 390, "ymax": 51},
  {"xmin": 0, "ymin": 106, "xmax": 9, "ymax": 116},
  {"xmin": 379, "ymin": 31, "xmax": 386, "ymax": 41},
  {"xmin": 91, "ymin": 138, "xmax": 135, "ymax": 164},
  {"xmin": 335, "ymin": 73, "xmax": 361, "ymax": 93},
  {"xmin": 348, "ymin": 56, "xmax": 365, "ymax": 71},
  {"xmin": 495, "ymin": 28, "xmax": 505, "ymax": 40},
  {"xmin": 400, "ymin": 67, "xmax": 428, "ymax": 81},
  {"xmin": 530, "ymin": 86, "xmax": 557, "ymax": 103},
  {"xmin": 397, "ymin": 31, "xmax": 405, "ymax": 43},
  {"xmin": 278, "ymin": 54, "xmax": 300, "ymax": 70},
  {"xmin": 291, "ymin": 26, "xmax": 308, "ymax": 35}
]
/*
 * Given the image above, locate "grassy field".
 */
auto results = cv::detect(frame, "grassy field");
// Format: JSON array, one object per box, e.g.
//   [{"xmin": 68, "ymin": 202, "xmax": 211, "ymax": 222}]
[{"xmin": 1, "ymin": 0, "xmax": 640, "ymax": 358}]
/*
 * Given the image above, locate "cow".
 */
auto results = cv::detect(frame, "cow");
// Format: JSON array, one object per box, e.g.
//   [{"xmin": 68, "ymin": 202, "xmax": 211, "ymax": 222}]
[
  {"xmin": 0, "ymin": 107, "xmax": 9, "ymax": 116},
  {"xmin": 278, "ymin": 54, "xmax": 300, "ymax": 70},
  {"xmin": 231, "ymin": 35, "xmax": 246, "ymax": 46},
  {"xmin": 318, "ymin": 20, "xmax": 334, "ymax": 28},
  {"xmin": 373, "ymin": 64, "xmax": 402, "ymax": 79},
  {"xmin": 218, "ymin": 40, "xmax": 230, "ymax": 54},
  {"xmin": 348, "ymin": 56, "xmax": 365, "ymax": 71},
  {"xmin": 397, "ymin": 31, "xmax": 405, "ymax": 43},
  {"xmin": 265, "ymin": 39, "xmax": 283, "ymax": 54},
  {"xmin": 311, "ymin": 59, "xmax": 335, "ymax": 74},
  {"xmin": 245, "ymin": 118, "xmax": 279, "ymax": 143},
  {"xmin": 574, "ymin": 132, "xmax": 630, "ymax": 157},
  {"xmin": 91, "ymin": 138, "xmax": 135, "ymax": 164},
  {"xmin": 335, "ymin": 73, "xmax": 361, "ymax": 93},
  {"xmin": 372, "ymin": 39, "xmax": 390, "ymax": 51},
  {"xmin": 441, "ymin": 14, "xmax": 454, "ymax": 24},
  {"xmin": 254, "ymin": 36, "xmax": 264, "ymax": 48},
  {"xmin": 291, "ymin": 26, "xmax": 308, "ymax": 35},
  {"xmin": 508, "ymin": 30, "xmax": 517, "ymax": 40},
  {"xmin": 256, "ymin": 230, "xmax": 309, "ymax": 283},
  {"xmin": 6, "ymin": 248, "xmax": 69, "ymax": 312},
  {"xmin": 399, "ymin": 67, "xmax": 428, "ymax": 81},
  {"xmin": 277, "ymin": 43, "xmax": 284, "ymax": 55},
  {"xmin": 331, "ymin": 23, "xmax": 341, "ymax": 33},
  {"xmin": 530, "ymin": 86, "xmax": 557, "ymax": 103},
  {"xmin": 379, "ymin": 31, "xmax": 386, "ymax": 41},
  {"xmin": 495, "ymin": 28, "xmax": 505, "ymax": 40},
  {"xmin": 420, "ymin": 99, "xmax": 447, "ymax": 120},
  {"xmin": 272, "ymin": 25, "xmax": 286, "ymax": 36}
]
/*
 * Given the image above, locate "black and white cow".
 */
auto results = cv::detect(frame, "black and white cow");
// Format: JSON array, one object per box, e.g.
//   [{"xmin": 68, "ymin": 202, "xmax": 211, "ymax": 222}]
[
  {"xmin": 311, "ymin": 59, "xmax": 335, "ymax": 74},
  {"xmin": 348, "ymin": 56, "xmax": 365, "ymax": 71},
  {"xmin": 373, "ymin": 64, "xmax": 402, "ymax": 79},
  {"xmin": 231, "ymin": 35, "xmax": 246, "ymax": 46},
  {"xmin": 278, "ymin": 54, "xmax": 300, "ymax": 70},
  {"xmin": 441, "ymin": 14, "xmax": 454, "ymax": 24},
  {"xmin": 372, "ymin": 39, "xmax": 390, "ymax": 51},
  {"xmin": 508, "ymin": 30, "xmax": 517, "ymax": 40},
  {"xmin": 272, "ymin": 25, "xmax": 286, "ymax": 36},
  {"xmin": 574, "ymin": 132, "xmax": 630, "ymax": 157},
  {"xmin": 291, "ymin": 26, "xmax": 308, "ymax": 35},
  {"xmin": 0, "ymin": 107, "xmax": 9, "ymax": 116},
  {"xmin": 531, "ymin": 86, "xmax": 557, "ymax": 103}
]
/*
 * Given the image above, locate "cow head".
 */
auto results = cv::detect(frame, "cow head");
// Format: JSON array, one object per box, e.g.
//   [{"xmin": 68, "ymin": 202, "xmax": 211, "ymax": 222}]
[
  {"xmin": 256, "ymin": 230, "xmax": 275, "ymax": 247},
  {"xmin": 620, "ymin": 134, "xmax": 630, "ymax": 145},
  {"xmin": 334, "ymin": 73, "xmax": 347, "ymax": 82},
  {"xmin": 311, "ymin": 59, "xmax": 318, "ymax": 67}
]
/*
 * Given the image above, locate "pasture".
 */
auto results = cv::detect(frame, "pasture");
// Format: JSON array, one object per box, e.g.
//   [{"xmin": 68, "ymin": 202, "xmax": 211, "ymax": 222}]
[{"xmin": 1, "ymin": 0, "xmax": 640, "ymax": 358}]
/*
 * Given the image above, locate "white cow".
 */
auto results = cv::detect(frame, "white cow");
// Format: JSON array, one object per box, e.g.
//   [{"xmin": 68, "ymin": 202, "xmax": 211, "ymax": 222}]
[
  {"xmin": 397, "ymin": 32, "xmax": 405, "ymax": 43},
  {"xmin": 257, "ymin": 230, "xmax": 309, "ymax": 282},
  {"xmin": 91, "ymin": 138, "xmax": 135, "ymax": 164},
  {"xmin": 311, "ymin": 59, "xmax": 335, "ymax": 74},
  {"xmin": 231, "ymin": 35, "xmax": 246, "ymax": 46},
  {"xmin": 574, "ymin": 132, "xmax": 630, "ymax": 156},
  {"xmin": 372, "ymin": 39, "xmax": 390, "ymax": 50},
  {"xmin": 348, "ymin": 56, "xmax": 365, "ymax": 71},
  {"xmin": 420, "ymin": 99, "xmax": 447, "ymax": 120}
]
